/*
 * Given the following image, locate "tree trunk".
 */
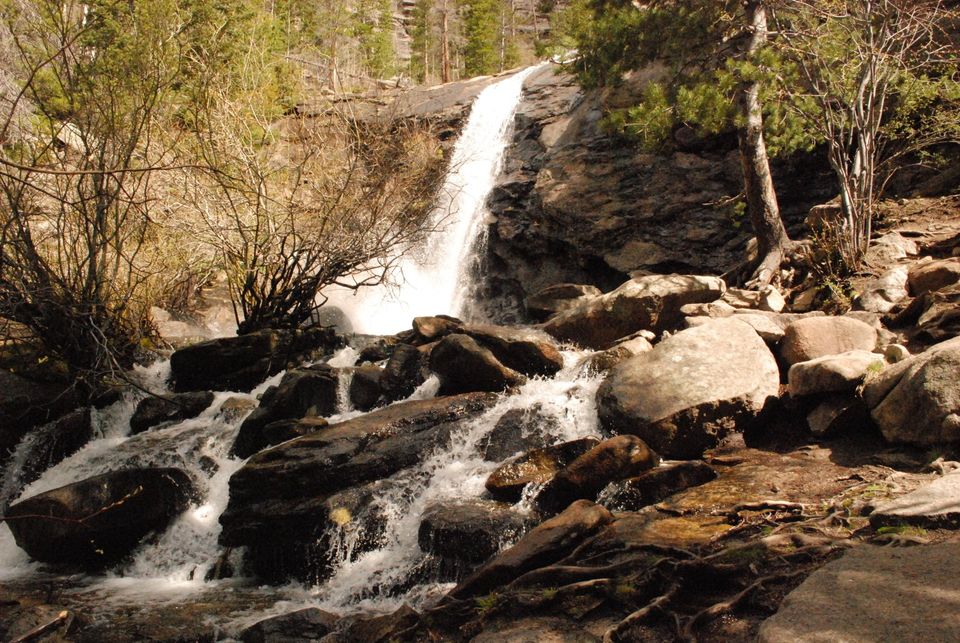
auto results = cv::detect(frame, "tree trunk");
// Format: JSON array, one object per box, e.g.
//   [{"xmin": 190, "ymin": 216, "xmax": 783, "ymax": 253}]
[
  {"xmin": 736, "ymin": 0, "xmax": 791, "ymax": 287},
  {"xmin": 441, "ymin": 1, "xmax": 451, "ymax": 83}
]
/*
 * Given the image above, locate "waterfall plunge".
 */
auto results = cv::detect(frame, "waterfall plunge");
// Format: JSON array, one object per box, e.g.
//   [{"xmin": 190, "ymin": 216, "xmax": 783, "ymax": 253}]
[{"xmin": 328, "ymin": 66, "xmax": 542, "ymax": 335}]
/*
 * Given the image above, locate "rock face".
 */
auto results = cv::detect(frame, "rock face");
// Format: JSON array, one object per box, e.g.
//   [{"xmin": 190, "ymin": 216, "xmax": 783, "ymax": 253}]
[
  {"xmin": 450, "ymin": 500, "xmax": 614, "ymax": 600},
  {"xmin": 787, "ymin": 350, "xmax": 884, "ymax": 397},
  {"xmin": 485, "ymin": 438, "xmax": 600, "ymax": 503},
  {"xmin": 863, "ymin": 336, "xmax": 960, "ymax": 445},
  {"xmin": 535, "ymin": 435, "xmax": 660, "ymax": 515},
  {"xmin": 219, "ymin": 394, "xmax": 497, "ymax": 569},
  {"xmin": 232, "ymin": 365, "xmax": 339, "ymax": 458},
  {"xmin": 597, "ymin": 318, "xmax": 780, "ymax": 459},
  {"xmin": 478, "ymin": 66, "xmax": 832, "ymax": 321},
  {"xmin": 779, "ymin": 317, "xmax": 879, "ymax": 366},
  {"xmin": 170, "ymin": 327, "xmax": 343, "ymax": 393},
  {"xmin": 130, "ymin": 392, "xmax": 215, "ymax": 434},
  {"xmin": 429, "ymin": 334, "xmax": 526, "ymax": 395},
  {"xmin": 4, "ymin": 468, "xmax": 194, "ymax": 568},
  {"xmin": 542, "ymin": 274, "xmax": 726, "ymax": 349}
]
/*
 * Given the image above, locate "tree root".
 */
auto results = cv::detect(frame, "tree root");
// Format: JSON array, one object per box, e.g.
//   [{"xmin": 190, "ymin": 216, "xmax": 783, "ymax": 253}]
[{"xmin": 602, "ymin": 585, "xmax": 681, "ymax": 643}]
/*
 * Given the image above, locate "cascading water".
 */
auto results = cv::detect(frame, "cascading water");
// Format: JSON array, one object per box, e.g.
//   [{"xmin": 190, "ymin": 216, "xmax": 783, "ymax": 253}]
[
  {"xmin": 328, "ymin": 65, "xmax": 544, "ymax": 335},
  {"xmin": 0, "ymin": 62, "xmax": 608, "ymax": 635}
]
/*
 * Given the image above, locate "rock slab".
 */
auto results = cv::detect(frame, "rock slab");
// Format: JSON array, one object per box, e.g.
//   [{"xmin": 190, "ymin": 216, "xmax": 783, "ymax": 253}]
[{"xmin": 870, "ymin": 471, "xmax": 960, "ymax": 529}]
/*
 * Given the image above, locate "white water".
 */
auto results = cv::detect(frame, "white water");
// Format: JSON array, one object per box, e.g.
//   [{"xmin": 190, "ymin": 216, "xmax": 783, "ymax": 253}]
[{"xmin": 328, "ymin": 65, "xmax": 543, "ymax": 335}]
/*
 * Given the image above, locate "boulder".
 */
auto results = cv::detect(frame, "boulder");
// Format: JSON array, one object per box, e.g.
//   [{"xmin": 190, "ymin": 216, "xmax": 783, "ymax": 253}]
[
  {"xmin": 418, "ymin": 499, "xmax": 531, "ymax": 571},
  {"xmin": 855, "ymin": 266, "xmax": 909, "ymax": 313},
  {"xmin": 916, "ymin": 283, "xmax": 960, "ymax": 344},
  {"xmin": 535, "ymin": 436, "xmax": 660, "ymax": 515},
  {"xmin": 220, "ymin": 393, "xmax": 498, "ymax": 548},
  {"xmin": 541, "ymin": 274, "xmax": 726, "ymax": 349},
  {"xmin": 787, "ymin": 350, "xmax": 885, "ymax": 397},
  {"xmin": 862, "ymin": 336, "xmax": 960, "ymax": 445},
  {"xmin": 597, "ymin": 318, "xmax": 780, "ymax": 459},
  {"xmin": 462, "ymin": 324, "xmax": 564, "ymax": 377},
  {"xmin": 581, "ymin": 334, "xmax": 653, "ymax": 373},
  {"xmin": 170, "ymin": 327, "xmax": 343, "ymax": 393},
  {"xmin": 331, "ymin": 605, "xmax": 420, "ymax": 643},
  {"xmin": 485, "ymin": 438, "xmax": 600, "ymax": 503},
  {"xmin": 525, "ymin": 283, "xmax": 602, "ymax": 321},
  {"xmin": 908, "ymin": 257, "xmax": 960, "ymax": 296},
  {"xmin": 130, "ymin": 392, "xmax": 214, "ymax": 434},
  {"xmin": 231, "ymin": 365, "xmax": 339, "ymax": 459},
  {"xmin": 805, "ymin": 395, "xmax": 872, "ymax": 438},
  {"xmin": 412, "ymin": 315, "xmax": 464, "ymax": 343},
  {"xmin": 599, "ymin": 461, "xmax": 717, "ymax": 511},
  {"xmin": 449, "ymin": 500, "xmax": 614, "ymax": 599},
  {"xmin": 347, "ymin": 365, "xmax": 384, "ymax": 411},
  {"xmin": 869, "ymin": 471, "xmax": 960, "ymax": 529},
  {"xmin": 4, "ymin": 468, "xmax": 194, "ymax": 569},
  {"xmin": 0, "ymin": 370, "xmax": 78, "ymax": 469},
  {"xmin": 779, "ymin": 316, "xmax": 879, "ymax": 366},
  {"xmin": 217, "ymin": 397, "xmax": 257, "ymax": 423},
  {"xmin": 380, "ymin": 343, "xmax": 429, "ymax": 402},
  {"xmin": 721, "ymin": 286, "xmax": 785, "ymax": 312},
  {"xmin": 239, "ymin": 608, "xmax": 339, "ymax": 643},
  {"xmin": 429, "ymin": 334, "xmax": 526, "ymax": 396},
  {"xmin": 478, "ymin": 405, "xmax": 559, "ymax": 462}
]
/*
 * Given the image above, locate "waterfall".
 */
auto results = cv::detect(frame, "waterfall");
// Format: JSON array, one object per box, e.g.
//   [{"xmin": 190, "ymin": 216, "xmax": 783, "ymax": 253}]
[{"xmin": 328, "ymin": 65, "xmax": 543, "ymax": 335}]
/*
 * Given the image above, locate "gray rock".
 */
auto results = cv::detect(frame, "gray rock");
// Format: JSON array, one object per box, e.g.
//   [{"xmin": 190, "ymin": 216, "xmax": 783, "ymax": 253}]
[
  {"xmin": 542, "ymin": 274, "xmax": 726, "ymax": 349},
  {"xmin": 462, "ymin": 323, "xmax": 564, "ymax": 377},
  {"xmin": 863, "ymin": 336, "xmax": 960, "ymax": 445},
  {"xmin": 758, "ymin": 542, "xmax": 960, "ymax": 642},
  {"xmin": 579, "ymin": 334, "xmax": 654, "ymax": 373},
  {"xmin": 411, "ymin": 315, "xmax": 464, "ymax": 343},
  {"xmin": 787, "ymin": 350, "xmax": 884, "ymax": 397},
  {"xmin": 870, "ymin": 471, "xmax": 960, "ymax": 529},
  {"xmin": 779, "ymin": 316, "xmax": 879, "ymax": 366},
  {"xmin": 429, "ymin": 334, "xmax": 526, "ymax": 395},
  {"xmin": 597, "ymin": 318, "xmax": 780, "ymax": 459}
]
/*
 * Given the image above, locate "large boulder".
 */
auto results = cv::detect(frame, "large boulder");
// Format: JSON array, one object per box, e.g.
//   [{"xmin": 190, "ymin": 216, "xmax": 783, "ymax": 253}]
[
  {"xmin": 485, "ymin": 438, "xmax": 600, "ymax": 503},
  {"xmin": 130, "ymin": 392, "xmax": 214, "ymax": 434},
  {"xmin": 461, "ymin": 324, "xmax": 564, "ymax": 377},
  {"xmin": 478, "ymin": 405, "xmax": 560, "ymax": 462},
  {"xmin": 418, "ymin": 499, "xmax": 531, "ymax": 575},
  {"xmin": 779, "ymin": 317, "xmax": 879, "ymax": 366},
  {"xmin": 379, "ymin": 343, "xmax": 430, "ymax": 402},
  {"xmin": 220, "ymin": 393, "xmax": 498, "ymax": 550},
  {"xmin": 908, "ymin": 257, "xmax": 960, "ymax": 296},
  {"xmin": 541, "ymin": 274, "xmax": 726, "ymax": 349},
  {"xmin": 449, "ymin": 500, "xmax": 614, "ymax": 599},
  {"xmin": 862, "ymin": 336, "xmax": 960, "ymax": 445},
  {"xmin": 856, "ymin": 266, "xmax": 909, "ymax": 313},
  {"xmin": 0, "ymin": 370, "xmax": 79, "ymax": 469},
  {"xmin": 347, "ymin": 365, "xmax": 384, "ymax": 411},
  {"xmin": 411, "ymin": 315, "xmax": 464, "ymax": 343},
  {"xmin": 231, "ymin": 365, "xmax": 339, "ymax": 458},
  {"xmin": 597, "ymin": 318, "xmax": 780, "ymax": 459},
  {"xmin": 170, "ymin": 327, "xmax": 343, "ymax": 393},
  {"xmin": 787, "ymin": 350, "xmax": 885, "ymax": 397},
  {"xmin": 429, "ymin": 334, "xmax": 526, "ymax": 395},
  {"xmin": 4, "ymin": 468, "xmax": 194, "ymax": 569},
  {"xmin": 535, "ymin": 435, "xmax": 660, "ymax": 515}
]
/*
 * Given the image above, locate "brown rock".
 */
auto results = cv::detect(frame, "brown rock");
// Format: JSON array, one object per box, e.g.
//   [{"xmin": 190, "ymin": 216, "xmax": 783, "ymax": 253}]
[
  {"xmin": 485, "ymin": 438, "xmax": 600, "ymax": 502},
  {"xmin": 599, "ymin": 461, "xmax": 718, "ymax": 511},
  {"xmin": 779, "ymin": 316, "xmax": 879, "ymax": 366},
  {"xmin": 429, "ymin": 334, "xmax": 526, "ymax": 395},
  {"xmin": 908, "ymin": 257, "xmax": 960, "ymax": 296}
]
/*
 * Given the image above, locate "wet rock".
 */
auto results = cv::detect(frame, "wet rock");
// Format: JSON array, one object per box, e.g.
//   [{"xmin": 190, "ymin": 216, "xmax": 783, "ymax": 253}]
[
  {"xmin": 418, "ymin": 499, "xmax": 531, "ymax": 572},
  {"xmin": 599, "ymin": 461, "xmax": 717, "ymax": 511},
  {"xmin": 806, "ymin": 395, "xmax": 872, "ymax": 438},
  {"xmin": 863, "ymin": 336, "xmax": 960, "ymax": 445},
  {"xmin": 870, "ymin": 471, "xmax": 960, "ymax": 529},
  {"xmin": 170, "ymin": 327, "xmax": 343, "ymax": 393},
  {"xmin": 130, "ymin": 392, "xmax": 214, "ymax": 434},
  {"xmin": 535, "ymin": 436, "xmax": 660, "ymax": 515},
  {"xmin": 239, "ymin": 608, "xmax": 339, "ymax": 643},
  {"xmin": 232, "ymin": 365, "xmax": 339, "ymax": 459},
  {"xmin": 357, "ymin": 337, "xmax": 399, "ymax": 364},
  {"xmin": 779, "ymin": 316, "xmax": 879, "ymax": 366},
  {"xmin": 220, "ymin": 393, "xmax": 498, "ymax": 548},
  {"xmin": 758, "ymin": 541, "xmax": 960, "ymax": 643},
  {"xmin": 908, "ymin": 257, "xmax": 960, "ymax": 296},
  {"xmin": 217, "ymin": 396, "xmax": 257, "ymax": 423},
  {"xmin": 380, "ymin": 343, "xmax": 429, "ymax": 402},
  {"xmin": 525, "ymin": 283, "xmax": 603, "ymax": 321},
  {"xmin": 597, "ymin": 318, "xmax": 780, "ymax": 459},
  {"xmin": 412, "ymin": 315, "xmax": 464, "ymax": 343},
  {"xmin": 449, "ymin": 500, "xmax": 614, "ymax": 599},
  {"xmin": 541, "ymin": 274, "xmax": 726, "ymax": 349},
  {"xmin": 0, "ymin": 370, "xmax": 79, "ymax": 470},
  {"xmin": 485, "ymin": 438, "xmax": 600, "ymax": 503},
  {"xmin": 580, "ymin": 334, "xmax": 653, "ymax": 373},
  {"xmin": 478, "ymin": 406, "xmax": 560, "ymax": 462},
  {"xmin": 462, "ymin": 323, "xmax": 564, "ymax": 377},
  {"xmin": 856, "ymin": 266, "xmax": 909, "ymax": 313},
  {"xmin": 787, "ymin": 350, "xmax": 885, "ymax": 397},
  {"xmin": 5, "ymin": 468, "xmax": 194, "ymax": 569},
  {"xmin": 347, "ymin": 365, "xmax": 384, "ymax": 411},
  {"xmin": 331, "ymin": 605, "xmax": 420, "ymax": 643},
  {"xmin": 429, "ymin": 334, "xmax": 526, "ymax": 395}
]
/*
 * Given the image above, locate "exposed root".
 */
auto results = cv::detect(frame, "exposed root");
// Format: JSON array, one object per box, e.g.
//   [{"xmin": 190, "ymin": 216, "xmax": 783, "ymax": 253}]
[{"xmin": 602, "ymin": 585, "xmax": 681, "ymax": 643}]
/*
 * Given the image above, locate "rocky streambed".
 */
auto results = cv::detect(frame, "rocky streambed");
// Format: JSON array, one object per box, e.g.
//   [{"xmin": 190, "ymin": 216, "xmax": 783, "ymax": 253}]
[{"xmin": 1, "ymin": 257, "xmax": 960, "ymax": 641}]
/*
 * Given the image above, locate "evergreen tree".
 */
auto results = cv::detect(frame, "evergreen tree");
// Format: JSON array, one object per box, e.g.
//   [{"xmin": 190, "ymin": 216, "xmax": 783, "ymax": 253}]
[{"xmin": 462, "ymin": 0, "xmax": 502, "ymax": 75}]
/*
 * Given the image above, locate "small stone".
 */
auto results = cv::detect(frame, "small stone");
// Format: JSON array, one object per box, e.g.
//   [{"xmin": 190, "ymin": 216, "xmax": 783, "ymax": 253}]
[{"xmin": 884, "ymin": 344, "xmax": 911, "ymax": 363}]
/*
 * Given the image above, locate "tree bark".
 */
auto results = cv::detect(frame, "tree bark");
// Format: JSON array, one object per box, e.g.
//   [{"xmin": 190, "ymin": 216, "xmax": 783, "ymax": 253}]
[
  {"xmin": 736, "ymin": 0, "xmax": 791, "ymax": 287},
  {"xmin": 441, "ymin": 0, "xmax": 451, "ymax": 83}
]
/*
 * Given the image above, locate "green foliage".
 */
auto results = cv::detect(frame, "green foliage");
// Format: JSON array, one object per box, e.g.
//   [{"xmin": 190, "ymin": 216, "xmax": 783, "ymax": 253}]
[
  {"xmin": 474, "ymin": 592, "xmax": 500, "ymax": 613},
  {"xmin": 463, "ymin": 0, "xmax": 504, "ymax": 76},
  {"xmin": 410, "ymin": 0, "xmax": 435, "ymax": 82},
  {"xmin": 354, "ymin": 0, "xmax": 397, "ymax": 78}
]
